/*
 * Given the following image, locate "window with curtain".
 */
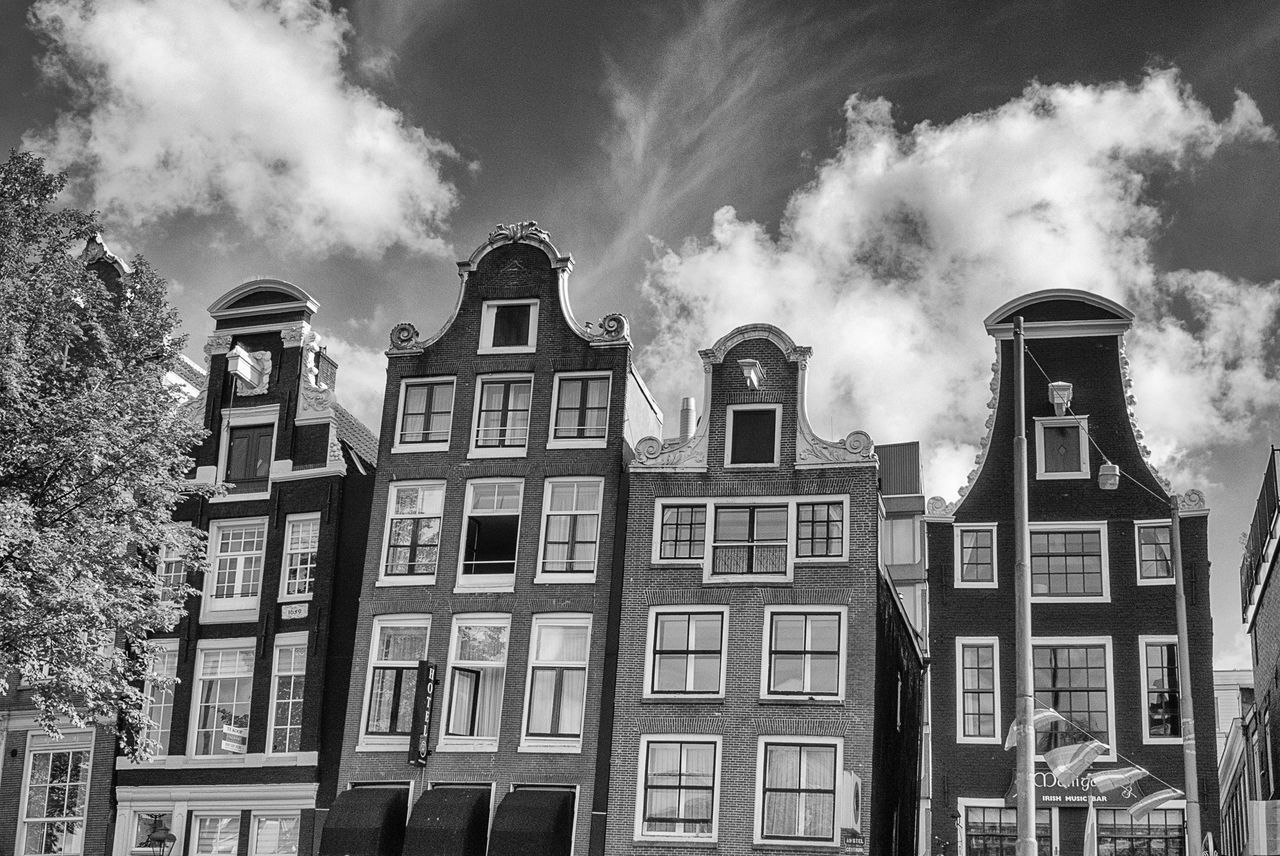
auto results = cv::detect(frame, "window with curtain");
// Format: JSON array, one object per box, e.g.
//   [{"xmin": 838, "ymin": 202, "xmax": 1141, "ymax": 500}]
[
  {"xmin": 1138, "ymin": 524, "xmax": 1173, "ymax": 580},
  {"xmin": 252, "ymin": 814, "xmax": 300, "ymax": 856},
  {"xmin": 1033, "ymin": 643, "xmax": 1110, "ymax": 752},
  {"xmin": 650, "ymin": 610, "xmax": 724, "ymax": 695},
  {"xmin": 446, "ymin": 618, "xmax": 510, "ymax": 740},
  {"xmin": 398, "ymin": 379, "xmax": 454, "ymax": 446},
  {"xmin": 540, "ymin": 479, "xmax": 601, "ymax": 575},
  {"xmin": 474, "ymin": 378, "xmax": 532, "ymax": 448},
  {"xmin": 553, "ymin": 376, "xmax": 609, "ymax": 440},
  {"xmin": 759, "ymin": 742, "xmax": 837, "ymax": 842},
  {"xmin": 766, "ymin": 611, "xmax": 842, "ymax": 697},
  {"xmin": 271, "ymin": 644, "xmax": 307, "ymax": 753},
  {"xmin": 525, "ymin": 617, "xmax": 590, "ymax": 740},
  {"xmin": 281, "ymin": 516, "xmax": 319, "ymax": 597},
  {"xmin": 712, "ymin": 505, "xmax": 787, "ymax": 575},
  {"xmin": 193, "ymin": 646, "xmax": 254, "ymax": 755},
  {"xmin": 640, "ymin": 740, "xmax": 717, "ymax": 838},
  {"xmin": 958, "ymin": 528, "xmax": 995, "ymax": 583},
  {"xmin": 365, "ymin": 620, "xmax": 429, "ymax": 736},
  {"xmin": 193, "ymin": 815, "xmax": 240, "ymax": 856},
  {"xmin": 383, "ymin": 483, "xmax": 444, "ymax": 578},
  {"xmin": 143, "ymin": 645, "xmax": 178, "ymax": 755},
  {"xmin": 225, "ymin": 424, "xmax": 273, "ymax": 494},
  {"xmin": 21, "ymin": 747, "xmax": 91, "ymax": 856}
]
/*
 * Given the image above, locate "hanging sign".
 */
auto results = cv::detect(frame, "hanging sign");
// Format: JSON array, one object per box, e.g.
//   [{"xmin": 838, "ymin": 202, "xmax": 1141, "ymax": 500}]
[
  {"xmin": 220, "ymin": 723, "xmax": 248, "ymax": 755},
  {"xmin": 407, "ymin": 661, "xmax": 437, "ymax": 767},
  {"xmin": 1006, "ymin": 768, "xmax": 1143, "ymax": 807}
]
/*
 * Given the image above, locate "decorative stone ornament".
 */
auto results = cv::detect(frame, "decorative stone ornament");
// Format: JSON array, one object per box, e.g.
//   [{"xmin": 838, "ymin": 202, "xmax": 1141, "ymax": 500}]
[
  {"xmin": 487, "ymin": 221, "xmax": 552, "ymax": 246},
  {"xmin": 388, "ymin": 322, "xmax": 424, "ymax": 352},
  {"xmin": 796, "ymin": 429, "xmax": 875, "ymax": 466},
  {"xmin": 586, "ymin": 313, "xmax": 631, "ymax": 347}
]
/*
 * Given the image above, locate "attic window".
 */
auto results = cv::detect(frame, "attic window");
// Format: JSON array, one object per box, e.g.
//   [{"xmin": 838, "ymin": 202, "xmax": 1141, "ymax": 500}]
[
  {"xmin": 480, "ymin": 300, "xmax": 538, "ymax": 353},
  {"xmin": 1034, "ymin": 417, "xmax": 1090, "ymax": 480},
  {"xmin": 727, "ymin": 405, "xmax": 780, "ymax": 467}
]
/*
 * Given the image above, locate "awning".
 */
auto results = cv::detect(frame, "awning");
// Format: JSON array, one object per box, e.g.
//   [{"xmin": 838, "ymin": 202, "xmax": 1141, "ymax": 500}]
[
  {"xmin": 318, "ymin": 787, "xmax": 408, "ymax": 856},
  {"xmin": 402, "ymin": 787, "xmax": 491, "ymax": 856},
  {"xmin": 488, "ymin": 789, "xmax": 575, "ymax": 856}
]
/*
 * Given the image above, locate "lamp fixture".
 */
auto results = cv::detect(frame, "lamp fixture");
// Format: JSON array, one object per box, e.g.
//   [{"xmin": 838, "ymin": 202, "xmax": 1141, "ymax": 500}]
[
  {"xmin": 1048, "ymin": 381, "xmax": 1073, "ymax": 416},
  {"xmin": 1098, "ymin": 462, "xmax": 1120, "ymax": 490},
  {"xmin": 738, "ymin": 359, "xmax": 766, "ymax": 390},
  {"xmin": 143, "ymin": 813, "xmax": 177, "ymax": 856},
  {"xmin": 225, "ymin": 343, "xmax": 264, "ymax": 388}
]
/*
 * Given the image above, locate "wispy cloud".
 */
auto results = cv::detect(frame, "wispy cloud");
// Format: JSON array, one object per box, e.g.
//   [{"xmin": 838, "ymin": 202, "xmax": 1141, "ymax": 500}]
[
  {"xmin": 322, "ymin": 333, "xmax": 388, "ymax": 435},
  {"xmin": 24, "ymin": 0, "xmax": 460, "ymax": 256},
  {"xmin": 639, "ymin": 69, "xmax": 1278, "ymax": 496}
]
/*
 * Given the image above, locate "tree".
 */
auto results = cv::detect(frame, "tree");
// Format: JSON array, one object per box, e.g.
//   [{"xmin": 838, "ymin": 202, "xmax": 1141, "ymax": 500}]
[{"xmin": 0, "ymin": 151, "xmax": 207, "ymax": 759}]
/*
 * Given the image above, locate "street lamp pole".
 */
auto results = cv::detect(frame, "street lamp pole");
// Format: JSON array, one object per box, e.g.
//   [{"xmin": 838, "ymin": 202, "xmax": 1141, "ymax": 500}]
[
  {"xmin": 1168, "ymin": 496, "xmax": 1203, "ymax": 852},
  {"xmin": 1013, "ymin": 317, "xmax": 1037, "ymax": 856}
]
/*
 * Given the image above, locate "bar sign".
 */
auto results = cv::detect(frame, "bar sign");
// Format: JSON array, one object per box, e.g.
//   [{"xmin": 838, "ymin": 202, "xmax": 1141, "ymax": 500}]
[{"xmin": 408, "ymin": 661, "xmax": 436, "ymax": 767}]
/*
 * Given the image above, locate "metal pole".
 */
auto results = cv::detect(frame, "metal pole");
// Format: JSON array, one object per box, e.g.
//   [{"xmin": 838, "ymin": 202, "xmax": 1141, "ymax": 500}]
[
  {"xmin": 1013, "ymin": 317, "xmax": 1037, "ymax": 856},
  {"xmin": 1169, "ymin": 496, "xmax": 1203, "ymax": 852}
]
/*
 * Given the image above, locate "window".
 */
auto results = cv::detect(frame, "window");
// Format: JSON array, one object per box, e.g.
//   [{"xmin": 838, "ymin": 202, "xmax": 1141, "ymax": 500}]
[
  {"xmin": 712, "ymin": 505, "xmax": 787, "ymax": 576},
  {"xmin": 957, "ymin": 639, "xmax": 1000, "ymax": 742},
  {"xmin": 1030, "ymin": 523, "xmax": 1109, "ymax": 601},
  {"xmin": 280, "ymin": 514, "xmax": 319, "ymax": 599},
  {"xmin": 538, "ymin": 478, "xmax": 601, "ymax": 578},
  {"xmin": 1096, "ymin": 809, "xmax": 1185, "ymax": 856},
  {"xmin": 798, "ymin": 503, "xmax": 843, "ymax": 558},
  {"xmin": 763, "ymin": 608, "xmax": 845, "ymax": 699},
  {"xmin": 225, "ymin": 423, "xmax": 274, "ymax": 494},
  {"xmin": 963, "ymin": 805, "xmax": 1051, "ymax": 856},
  {"xmin": 1032, "ymin": 639, "xmax": 1113, "ymax": 755},
  {"xmin": 362, "ymin": 617, "xmax": 430, "ymax": 741},
  {"xmin": 550, "ymin": 374, "xmax": 610, "ymax": 446},
  {"xmin": 659, "ymin": 506, "xmax": 706, "ymax": 560},
  {"xmin": 157, "ymin": 545, "xmax": 186, "ymax": 598},
  {"xmin": 130, "ymin": 812, "xmax": 174, "ymax": 856},
  {"xmin": 20, "ymin": 742, "xmax": 91, "ymax": 856},
  {"xmin": 637, "ymin": 737, "xmax": 719, "ymax": 840},
  {"xmin": 270, "ymin": 637, "xmax": 307, "ymax": 753},
  {"xmin": 381, "ymin": 482, "xmax": 444, "ymax": 582},
  {"xmin": 203, "ymin": 519, "xmax": 267, "ymax": 621},
  {"xmin": 726, "ymin": 405, "xmax": 780, "ymax": 466},
  {"xmin": 1137, "ymin": 522, "xmax": 1174, "ymax": 583},
  {"xmin": 143, "ymin": 643, "xmax": 178, "ymax": 756},
  {"xmin": 1034, "ymin": 416, "xmax": 1090, "ymax": 479},
  {"xmin": 955, "ymin": 525, "xmax": 997, "ymax": 587},
  {"xmin": 443, "ymin": 615, "xmax": 510, "ymax": 747},
  {"xmin": 647, "ymin": 608, "xmax": 726, "ymax": 697},
  {"xmin": 472, "ymin": 376, "xmax": 533, "ymax": 453},
  {"xmin": 395, "ymin": 379, "xmax": 455, "ymax": 450},
  {"xmin": 756, "ymin": 739, "xmax": 840, "ymax": 844},
  {"xmin": 193, "ymin": 815, "xmax": 240, "ymax": 856},
  {"xmin": 479, "ymin": 300, "xmax": 538, "ymax": 352},
  {"xmin": 880, "ymin": 516, "xmax": 918, "ymax": 565},
  {"xmin": 1141, "ymin": 637, "xmax": 1181, "ymax": 742},
  {"xmin": 460, "ymin": 480, "xmax": 522, "ymax": 587},
  {"xmin": 523, "ymin": 616, "xmax": 590, "ymax": 746},
  {"xmin": 191, "ymin": 643, "xmax": 255, "ymax": 756},
  {"xmin": 250, "ymin": 814, "xmax": 300, "ymax": 856}
]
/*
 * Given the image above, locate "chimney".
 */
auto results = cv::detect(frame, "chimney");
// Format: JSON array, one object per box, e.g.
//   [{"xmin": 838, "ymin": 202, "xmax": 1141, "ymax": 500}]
[{"xmin": 679, "ymin": 397, "xmax": 697, "ymax": 441}]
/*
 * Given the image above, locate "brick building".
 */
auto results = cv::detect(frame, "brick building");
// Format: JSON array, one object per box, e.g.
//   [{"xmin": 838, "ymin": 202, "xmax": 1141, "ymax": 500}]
[
  {"xmin": 322, "ymin": 222, "xmax": 661, "ymax": 856},
  {"xmin": 602, "ymin": 323, "xmax": 925, "ymax": 856},
  {"xmin": 924, "ymin": 290, "xmax": 1218, "ymax": 856},
  {"xmin": 110, "ymin": 278, "xmax": 377, "ymax": 855}
]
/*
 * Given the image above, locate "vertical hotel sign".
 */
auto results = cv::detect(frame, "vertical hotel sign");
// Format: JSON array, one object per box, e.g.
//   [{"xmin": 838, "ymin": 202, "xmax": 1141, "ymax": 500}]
[{"xmin": 408, "ymin": 661, "xmax": 436, "ymax": 766}]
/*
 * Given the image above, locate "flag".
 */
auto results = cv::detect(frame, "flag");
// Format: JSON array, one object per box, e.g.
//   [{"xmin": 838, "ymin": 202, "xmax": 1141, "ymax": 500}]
[
  {"xmin": 1004, "ymin": 709, "xmax": 1066, "ymax": 750},
  {"xmin": 1044, "ymin": 739, "xmax": 1107, "ymax": 782},
  {"xmin": 1127, "ymin": 788, "xmax": 1182, "ymax": 821},
  {"xmin": 1090, "ymin": 766, "xmax": 1148, "ymax": 795},
  {"xmin": 1083, "ymin": 795, "xmax": 1098, "ymax": 856}
]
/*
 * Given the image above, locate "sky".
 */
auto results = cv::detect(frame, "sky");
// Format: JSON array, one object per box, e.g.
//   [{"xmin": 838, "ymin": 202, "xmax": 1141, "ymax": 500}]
[{"xmin": 3, "ymin": 0, "xmax": 1280, "ymax": 670}]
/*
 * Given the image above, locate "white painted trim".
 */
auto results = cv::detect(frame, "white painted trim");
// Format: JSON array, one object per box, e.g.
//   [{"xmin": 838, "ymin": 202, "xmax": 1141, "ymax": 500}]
[
  {"xmin": 16, "ymin": 729, "xmax": 95, "ymax": 856},
  {"xmin": 200, "ymin": 517, "xmax": 269, "ymax": 624},
  {"xmin": 186, "ymin": 638, "xmax": 257, "ymax": 758},
  {"xmin": 953, "ymin": 523, "xmax": 999, "ymax": 589},
  {"xmin": 116, "ymin": 752, "xmax": 318, "ymax": 771},
  {"xmin": 438, "ymin": 613, "xmax": 511, "ymax": 753},
  {"xmin": 357, "ymin": 615, "xmax": 430, "ymax": 751},
  {"xmin": 1034, "ymin": 416, "xmax": 1091, "ymax": 480},
  {"xmin": 1137, "ymin": 634, "xmax": 1182, "ymax": 746},
  {"xmin": 468, "ymin": 373, "xmax": 535, "ymax": 458},
  {"xmin": 1031, "ymin": 635, "xmax": 1117, "ymax": 761},
  {"xmin": 478, "ymin": 298, "xmax": 539, "ymax": 354},
  {"xmin": 265, "ymin": 633, "xmax": 309, "ymax": 756},
  {"xmin": 954, "ymin": 637, "xmax": 1002, "ymax": 744},
  {"xmin": 955, "ymin": 797, "xmax": 1059, "ymax": 856},
  {"xmin": 759, "ymin": 605, "xmax": 848, "ymax": 702},
  {"xmin": 1133, "ymin": 519, "xmax": 1175, "ymax": 587},
  {"xmin": 724, "ymin": 403, "xmax": 782, "ymax": 468},
  {"xmin": 533, "ymin": 476, "xmax": 604, "ymax": 585},
  {"xmin": 642, "ymin": 605, "xmax": 729, "ymax": 700},
  {"xmin": 546, "ymin": 371, "xmax": 611, "ymax": 450},
  {"xmin": 390, "ymin": 377, "xmax": 456, "ymax": 454},
  {"xmin": 377, "ymin": 480, "xmax": 446, "ymax": 586},
  {"xmin": 752, "ymin": 735, "xmax": 843, "ymax": 846},
  {"xmin": 277, "ymin": 513, "xmax": 321, "ymax": 603},
  {"xmin": 455, "ymin": 479, "xmax": 523, "ymax": 593},
  {"xmin": 215, "ymin": 404, "xmax": 281, "ymax": 501},
  {"xmin": 247, "ymin": 810, "xmax": 303, "ymax": 856},
  {"xmin": 1028, "ymin": 521, "xmax": 1111, "ymax": 604},
  {"xmin": 633, "ymin": 734, "xmax": 722, "ymax": 843},
  {"xmin": 518, "ymin": 613, "xmax": 592, "ymax": 753}
]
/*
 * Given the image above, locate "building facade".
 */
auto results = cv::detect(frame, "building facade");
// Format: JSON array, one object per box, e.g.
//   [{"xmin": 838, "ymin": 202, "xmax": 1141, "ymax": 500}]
[
  {"xmin": 925, "ymin": 290, "xmax": 1218, "ymax": 856},
  {"xmin": 603, "ymin": 324, "xmax": 925, "ymax": 856},
  {"xmin": 323, "ymin": 222, "xmax": 661, "ymax": 856},
  {"xmin": 111, "ymin": 279, "xmax": 377, "ymax": 856}
]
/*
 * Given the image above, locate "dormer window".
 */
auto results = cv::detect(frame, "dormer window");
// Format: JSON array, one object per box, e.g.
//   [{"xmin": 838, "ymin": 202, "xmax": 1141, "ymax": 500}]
[
  {"xmin": 726, "ymin": 405, "xmax": 780, "ymax": 467},
  {"xmin": 1034, "ymin": 416, "xmax": 1090, "ymax": 480},
  {"xmin": 479, "ymin": 300, "xmax": 538, "ymax": 353}
]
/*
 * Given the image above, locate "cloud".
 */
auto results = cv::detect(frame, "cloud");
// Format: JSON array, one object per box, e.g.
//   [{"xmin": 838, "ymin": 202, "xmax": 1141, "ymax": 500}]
[
  {"xmin": 24, "ymin": 0, "xmax": 460, "ymax": 256},
  {"xmin": 322, "ymin": 333, "xmax": 388, "ymax": 436},
  {"xmin": 638, "ymin": 69, "xmax": 1278, "ymax": 497}
]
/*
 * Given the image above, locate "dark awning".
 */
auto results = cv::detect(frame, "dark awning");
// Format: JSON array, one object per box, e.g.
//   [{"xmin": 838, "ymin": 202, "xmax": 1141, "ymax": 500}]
[
  {"xmin": 488, "ymin": 789, "xmax": 575, "ymax": 856},
  {"xmin": 402, "ymin": 787, "xmax": 491, "ymax": 856},
  {"xmin": 318, "ymin": 787, "xmax": 408, "ymax": 856}
]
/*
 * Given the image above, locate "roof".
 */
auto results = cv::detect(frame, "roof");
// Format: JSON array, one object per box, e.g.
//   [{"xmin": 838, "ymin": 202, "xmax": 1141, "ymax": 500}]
[
  {"xmin": 170, "ymin": 353, "xmax": 207, "ymax": 387},
  {"xmin": 333, "ymin": 403, "xmax": 378, "ymax": 467}
]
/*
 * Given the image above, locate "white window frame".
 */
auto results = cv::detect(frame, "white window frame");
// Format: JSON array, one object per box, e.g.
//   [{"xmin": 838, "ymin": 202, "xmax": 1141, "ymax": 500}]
[
  {"xmin": 200, "ymin": 517, "xmax": 269, "ymax": 624},
  {"xmin": 17, "ymin": 731, "xmax": 94, "ymax": 856},
  {"xmin": 956, "ymin": 797, "xmax": 1059, "ymax": 856},
  {"xmin": 469, "ymin": 373, "xmax": 535, "ymax": 459},
  {"xmin": 125, "ymin": 808, "xmax": 180, "ymax": 856},
  {"xmin": 955, "ymin": 637, "xmax": 1001, "ymax": 744},
  {"xmin": 478, "ymin": 298, "xmax": 539, "ymax": 354},
  {"xmin": 357, "ymin": 614, "xmax": 430, "ymax": 752},
  {"xmin": 157, "ymin": 544, "xmax": 187, "ymax": 598},
  {"xmin": 880, "ymin": 514, "xmax": 920, "ymax": 566},
  {"xmin": 759, "ymin": 605, "xmax": 848, "ymax": 702},
  {"xmin": 1028, "ymin": 521, "xmax": 1110, "ymax": 604},
  {"xmin": 456, "ymin": 479, "xmax": 523, "ymax": 592},
  {"xmin": 752, "ymin": 735, "xmax": 844, "ymax": 846},
  {"xmin": 633, "ymin": 734, "xmax": 722, "ymax": 843},
  {"xmin": 1138, "ymin": 634, "xmax": 1182, "ymax": 745},
  {"xmin": 266, "ymin": 631, "xmax": 308, "ymax": 756},
  {"xmin": 1094, "ymin": 800, "xmax": 1187, "ymax": 856},
  {"xmin": 278, "ymin": 513, "xmax": 320, "ymax": 602},
  {"xmin": 186, "ymin": 637, "xmax": 257, "ymax": 758},
  {"xmin": 642, "ymin": 605, "xmax": 728, "ymax": 700},
  {"xmin": 1034, "ymin": 415, "xmax": 1091, "ymax": 480},
  {"xmin": 1031, "ymin": 635, "xmax": 1117, "ymax": 761},
  {"xmin": 954, "ymin": 523, "xmax": 998, "ymax": 589},
  {"xmin": 391, "ymin": 377, "xmax": 457, "ymax": 454},
  {"xmin": 1134, "ymin": 519, "xmax": 1175, "ymax": 587},
  {"xmin": 142, "ymin": 640, "xmax": 179, "ymax": 758},
  {"xmin": 377, "ymin": 480, "xmax": 446, "ymax": 587},
  {"xmin": 651, "ymin": 496, "xmax": 849, "ymax": 584},
  {"xmin": 724, "ymin": 403, "xmax": 782, "ymax": 468},
  {"xmin": 535, "ymin": 477, "xmax": 604, "ymax": 584},
  {"xmin": 438, "ymin": 613, "xmax": 511, "ymax": 753},
  {"xmin": 248, "ymin": 811, "xmax": 301, "ymax": 856},
  {"xmin": 191, "ymin": 812, "xmax": 242, "ymax": 856},
  {"xmin": 547, "ymin": 372, "xmax": 611, "ymax": 450},
  {"xmin": 519, "ymin": 613, "xmax": 592, "ymax": 753},
  {"xmin": 213, "ymin": 403, "xmax": 281, "ymax": 501}
]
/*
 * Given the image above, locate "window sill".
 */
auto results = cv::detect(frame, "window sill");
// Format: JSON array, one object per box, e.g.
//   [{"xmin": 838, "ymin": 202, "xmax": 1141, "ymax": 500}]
[
  {"xmin": 546, "ymin": 438, "xmax": 609, "ymax": 450},
  {"xmin": 435, "ymin": 738, "xmax": 498, "ymax": 753},
  {"xmin": 751, "ymin": 841, "xmax": 841, "ymax": 851},
  {"xmin": 467, "ymin": 447, "xmax": 529, "ymax": 459},
  {"xmin": 209, "ymin": 490, "xmax": 272, "ymax": 503},
  {"xmin": 477, "ymin": 345, "xmax": 536, "ymax": 355},
  {"xmin": 758, "ymin": 697, "xmax": 844, "ymax": 706},
  {"xmin": 724, "ymin": 462, "xmax": 780, "ymax": 469},
  {"xmin": 534, "ymin": 574, "xmax": 597, "ymax": 586},
  {"xmin": 704, "ymin": 576, "xmax": 791, "ymax": 586},
  {"xmin": 1030, "ymin": 595, "xmax": 1110, "ymax": 604},
  {"xmin": 641, "ymin": 695, "xmax": 724, "ymax": 704},
  {"xmin": 1035, "ymin": 472, "xmax": 1090, "ymax": 480},
  {"xmin": 356, "ymin": 737, "xmax": 410, "ymax": 753},
  {"xmin": 124, "ymin": 751, "xmax": 319, "ymax": 770},
  {"xmin": 954, "ymin": 580, "xmax": 998, "ymax": 590},
  {"xmin": 199, "ymin": 606, "xmax": 261, "ymax": 624},
  {"xmin": 632, "ymin": 840, "xmax": 718, "ymax": 849},
  {"xmin": 793, "ymin": 556, "xmax": 848, "ymax": 565},
  {"xmin": 277, "ymin": 593, "xmax": 314, "ymax": 603},
  {"xmin": 376, "ymin": 576, "xmax": 436, "ymax": 588},
  {"xmin": 1136, "ymin": 577, "xmax": 1175, "ymax": 587},
  {"xmin": 390, "ymin": 442, "xmax": 450, "ymax": 455},
  {"xmin": 454, "ymin": 578, "xmax": 515, "ymax": 594},
  {"xmin": 517, "ymin": 739, "xmax": 583, "ymax": 754}
]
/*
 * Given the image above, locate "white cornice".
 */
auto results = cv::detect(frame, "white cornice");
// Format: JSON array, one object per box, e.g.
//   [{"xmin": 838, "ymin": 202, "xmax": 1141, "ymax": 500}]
[{"xmin": 986, "ymin": 318, "xmax": 1132, "ymax": 340}]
